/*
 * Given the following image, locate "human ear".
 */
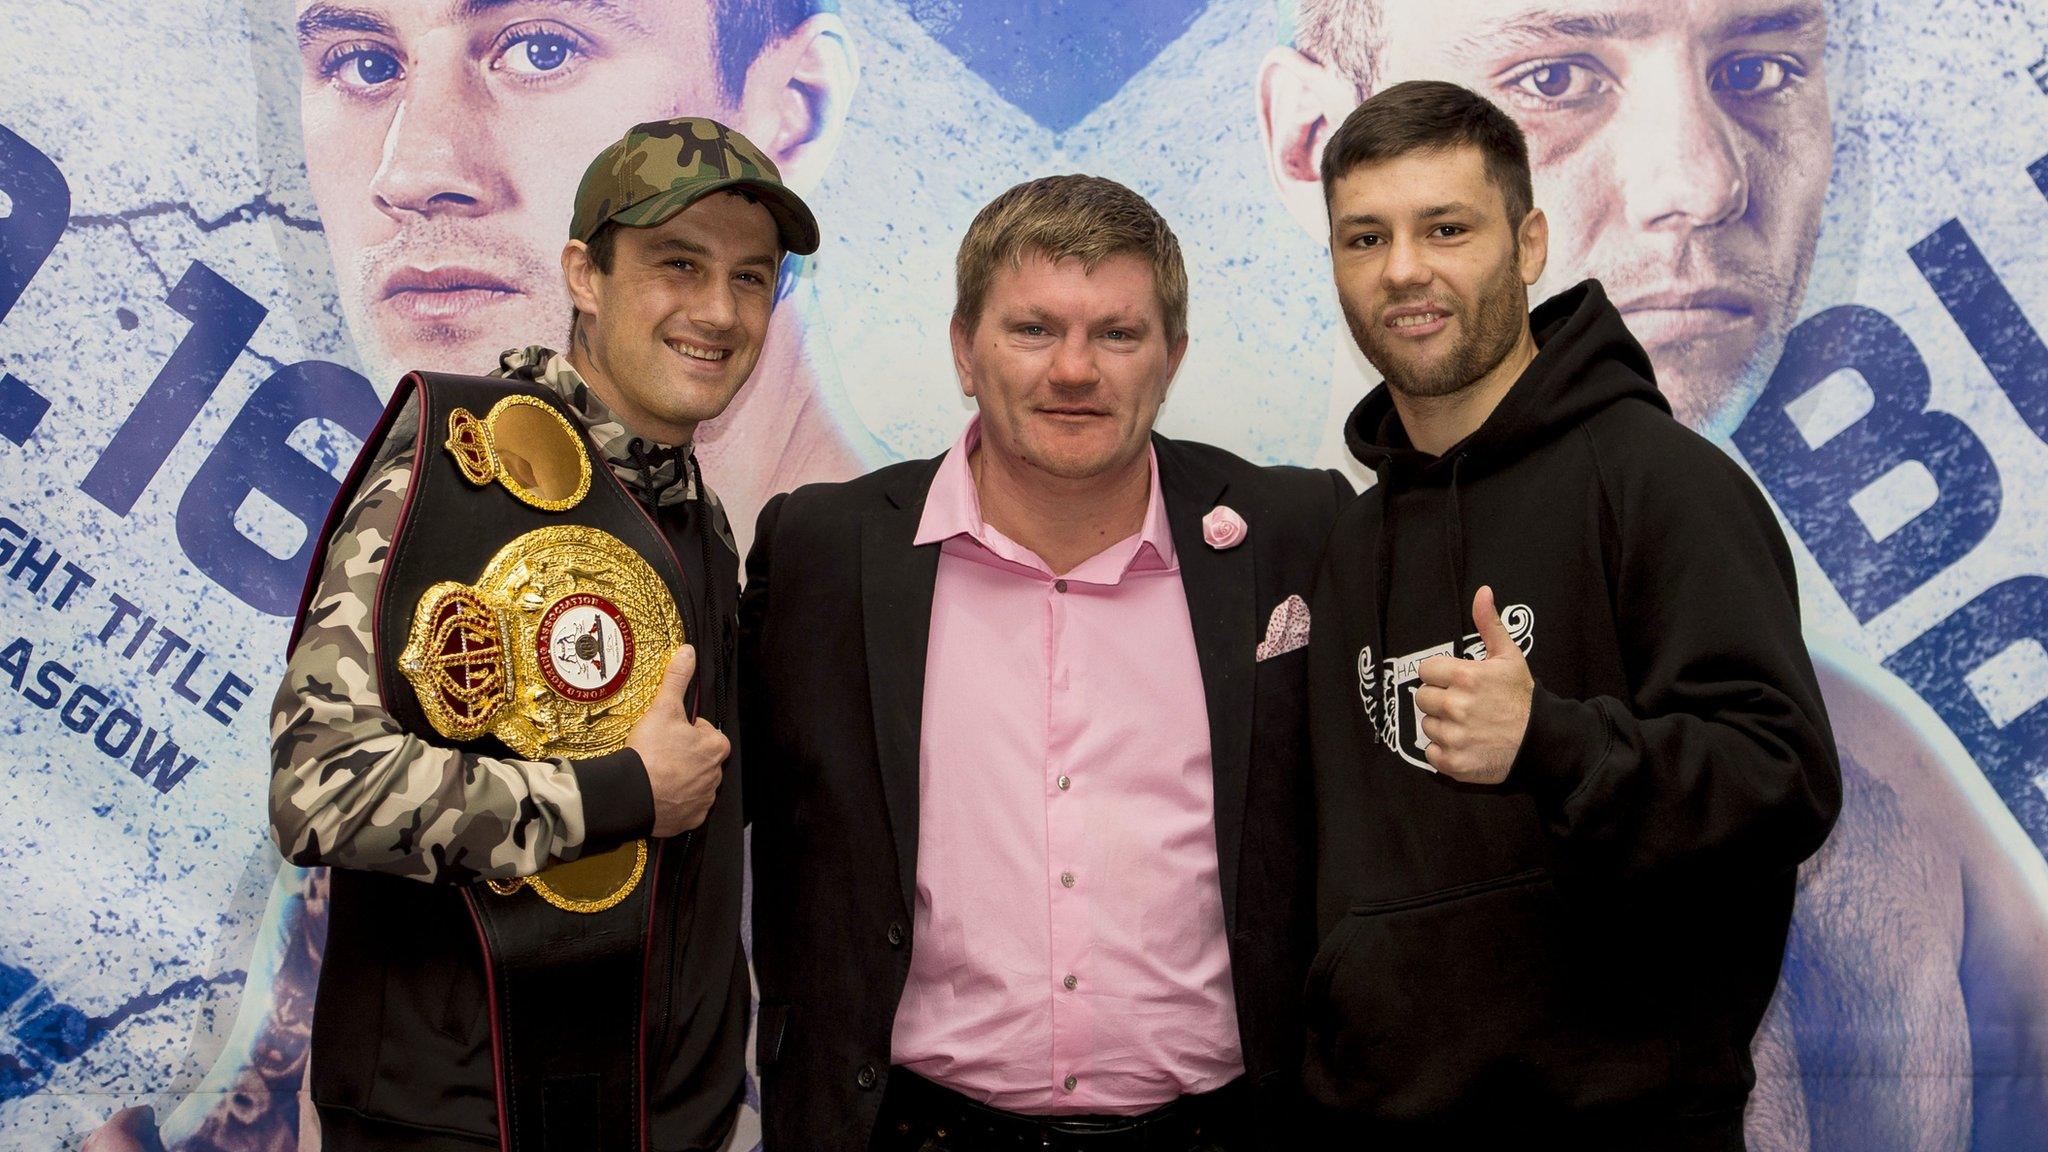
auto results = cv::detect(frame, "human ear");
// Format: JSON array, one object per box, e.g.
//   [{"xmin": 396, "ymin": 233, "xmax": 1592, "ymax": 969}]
[
  {"xmin": 562, "ymin": 239, "xmax": 602, "ymax": 322},
  {"xmin": 950, "ymin": 314, "xmax": 978, "ymax": 399},
  {"xmin": 1517, "ymin": 207, "xmax": 1549, "ymax": 286},
  {"xmin": 1256, "ymin": 45, "xmax": 1360, "ymax": 245},
  {"xmin": 733, "ymin": 14, "xmax": 859, "ymax": 194}
]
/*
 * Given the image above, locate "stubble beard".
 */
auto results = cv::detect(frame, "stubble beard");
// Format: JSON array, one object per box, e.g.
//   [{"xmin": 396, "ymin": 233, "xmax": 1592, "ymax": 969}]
[
  {"xmin": 340, "ymin": 220, "xmax": 563, "ymax": 380},
  {"xmin": 1671, "ymin": 252, "xmax": 1811, "ymax": 438},
  {"xmin": 1341, "ymin": 253, "xmax": 1530, "ymax": 403}
]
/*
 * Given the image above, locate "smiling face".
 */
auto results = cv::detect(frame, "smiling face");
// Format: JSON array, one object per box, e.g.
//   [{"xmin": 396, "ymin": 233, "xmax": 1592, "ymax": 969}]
[
  {"xmin": 563, "ymin": 191, "xmax": 781, "ymax": 443},
  {"xmin": 296, "ymin": 0, "xmax": 728, "ymax": 377},
  {"xmin": 952, "ymin": 251, "xmax": 1187, "ymax": 489},
  {"xmin": 1270, "ymin": 0, "xmax": 1831, "ymax": 430},
  {"xmin": 1329, "ymin": 145, "xmax": 1546, "ymax": 401}
]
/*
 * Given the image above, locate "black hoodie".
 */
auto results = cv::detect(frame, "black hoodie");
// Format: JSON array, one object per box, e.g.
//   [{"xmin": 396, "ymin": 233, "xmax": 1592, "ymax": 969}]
[{"xmin": 1301, "ymin": 281, "xmax": 1840, "ymax": 1150}]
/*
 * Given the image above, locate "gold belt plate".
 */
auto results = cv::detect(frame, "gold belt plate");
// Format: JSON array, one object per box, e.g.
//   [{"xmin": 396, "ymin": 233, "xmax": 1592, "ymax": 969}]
[
  {"xmin": 399, "ymin": 524, "xmax": 683, "ymax": 912},
  {"xmin": 445, "ymin": 395, "xmax": 593, "ymax": 512}
]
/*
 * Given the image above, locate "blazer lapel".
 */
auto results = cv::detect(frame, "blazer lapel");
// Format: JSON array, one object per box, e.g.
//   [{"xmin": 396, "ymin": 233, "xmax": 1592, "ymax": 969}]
[
  {"xmin": 862, "ymin": 461, "xmax": 944, "ymax": 921},
  {"xmin": 1158, "ymin": 437, "xmax": 1256, "ymax": 936}
]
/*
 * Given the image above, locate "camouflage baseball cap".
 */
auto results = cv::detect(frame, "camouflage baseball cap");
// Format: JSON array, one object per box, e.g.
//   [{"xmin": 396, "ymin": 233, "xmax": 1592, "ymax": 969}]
[{"xmin": 570, "ymin": 117, "xmax": 820, "ymax": 255}]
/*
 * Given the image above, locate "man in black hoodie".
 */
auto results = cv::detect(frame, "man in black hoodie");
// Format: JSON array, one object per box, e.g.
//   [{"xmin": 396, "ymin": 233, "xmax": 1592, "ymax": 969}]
[{"xmin": 1301, "ymin": 80, "xmax": 1842, "ymax": 1149}]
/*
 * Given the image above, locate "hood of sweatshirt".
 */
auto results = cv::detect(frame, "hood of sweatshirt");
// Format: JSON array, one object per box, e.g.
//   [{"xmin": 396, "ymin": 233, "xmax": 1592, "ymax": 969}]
[
  {"xmin": 1344, "ymin": 279, "xmax": 1667, "ymax": 486},
  {"xmin": 1339, "ymin": 279, "xmax": 1668, "ymax": 687}
]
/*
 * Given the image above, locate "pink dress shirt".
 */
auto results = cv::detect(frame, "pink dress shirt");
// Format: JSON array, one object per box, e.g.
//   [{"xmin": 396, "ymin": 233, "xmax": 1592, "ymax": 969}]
[{"xmin": 889, "ymin": 418, "xmax": 1245, "ymax": 1114}]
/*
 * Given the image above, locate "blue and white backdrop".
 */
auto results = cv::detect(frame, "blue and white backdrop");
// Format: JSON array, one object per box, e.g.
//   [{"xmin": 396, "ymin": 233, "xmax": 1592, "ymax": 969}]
[{"xmin": 3, "ymin": 0, "xmax": 2047, "ymax": 1148}]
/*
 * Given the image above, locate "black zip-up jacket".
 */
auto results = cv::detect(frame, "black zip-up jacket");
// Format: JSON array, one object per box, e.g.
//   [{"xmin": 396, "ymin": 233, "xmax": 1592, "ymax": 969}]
[{"xmin": 1302, "ymin": 281, "xmax": 1841, "ymax": 1150}]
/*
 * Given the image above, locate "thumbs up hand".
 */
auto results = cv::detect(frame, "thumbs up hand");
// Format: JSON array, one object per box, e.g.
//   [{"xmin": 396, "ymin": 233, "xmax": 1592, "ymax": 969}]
[
  {"xmin": 627, "ymin": 645, "xmax": 730, "ymax": 837},
  {"xmin": 1412, "ymin": 586, "xmax": 1534, "ymax": 785}
]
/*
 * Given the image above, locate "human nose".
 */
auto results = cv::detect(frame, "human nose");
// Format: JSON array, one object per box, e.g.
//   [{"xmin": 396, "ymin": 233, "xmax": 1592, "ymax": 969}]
[
  {"xmin": 1611, "ymin": 66, "xmax": 1748, "ymax": 233},
  {"xmin": 688, "ymin": 274, "xmax": 740, "ymax": 333},
  {"xmin": 1047, "ymin": 332, "xmax": 1101, "ymax": 389},
  {"xmin": 1379, "ymin": 234, "xmax": 1432, "ymax": 293},
  {"xmin": 368, "ymin": 58, "xmax": 502, "ymax": 222}
]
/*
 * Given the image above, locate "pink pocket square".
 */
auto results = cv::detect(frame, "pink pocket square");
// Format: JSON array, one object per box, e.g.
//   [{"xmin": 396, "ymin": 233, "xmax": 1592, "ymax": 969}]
[{"xmin": 1255, "ymin": 595, "xmax": 1311, "ymax": 661}]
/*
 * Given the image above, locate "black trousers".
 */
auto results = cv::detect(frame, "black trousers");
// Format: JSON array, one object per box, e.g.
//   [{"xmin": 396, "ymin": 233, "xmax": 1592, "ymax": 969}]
[
  {"xmin": 869, "ymin": 1069, "xmax": 1254, "ymax": 1152},
  {"xmin": 313, "ymin": 1105, "xmax": 496, "ymax": 1152}
]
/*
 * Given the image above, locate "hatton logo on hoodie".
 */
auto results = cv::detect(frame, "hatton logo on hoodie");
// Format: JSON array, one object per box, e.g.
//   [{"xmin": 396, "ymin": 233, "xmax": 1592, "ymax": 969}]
[{"xmin": 1358, "ymin": 604, "xmax": 1536, "ymax": 772}]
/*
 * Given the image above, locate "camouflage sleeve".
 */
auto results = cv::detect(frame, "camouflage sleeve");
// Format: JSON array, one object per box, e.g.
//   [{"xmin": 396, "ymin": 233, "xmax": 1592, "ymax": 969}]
[{"xmin": 266, "ymin": 398, "xmax": 617, "ymax": 884}]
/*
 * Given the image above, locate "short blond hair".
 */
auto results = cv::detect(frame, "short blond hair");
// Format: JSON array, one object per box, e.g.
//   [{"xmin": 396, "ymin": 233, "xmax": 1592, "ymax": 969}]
[{"xmin": 953, "ymin": 175, "xmax": 1189, "ymax": 346}]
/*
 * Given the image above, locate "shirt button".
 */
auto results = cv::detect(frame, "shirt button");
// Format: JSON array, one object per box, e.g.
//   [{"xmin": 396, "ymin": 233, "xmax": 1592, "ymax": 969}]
[
  {"xmin": 1053, "ymin": 579, "xmax": 1068, "ymax": 593},
  {"xmin": 1063, "ymin": 1075, "xmax": 1078, "ymax": 1092},
  {"xmin": 856, "ymin": 1063, "xmax": 878, "ymax": 1090},
  {"xmin": 1057, "ymin": 774, "xmax": 1071, "ymax": 791},
  {"xmin": 886, "ymin": 922, "xmax": 905, "ymax": 948},
  {"xmin": 1063, "ymin": 973, "xmax": 1077, "ymax": 991},
  {"xmin": 1059, "ymin": 871, "xmax": 1075, "ymax": 888}
]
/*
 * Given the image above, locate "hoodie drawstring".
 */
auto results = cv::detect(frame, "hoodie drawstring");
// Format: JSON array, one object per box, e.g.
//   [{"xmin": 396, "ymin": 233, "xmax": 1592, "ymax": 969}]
[
  {"xmin": 1370, "ymin": 460, "xmax": 1397, "ymax": 742},
  {"xmin": 1445, "ymin": 453, "xmax": 1470, "ymax": 643},
  {"xmin": 1370, "ymin": 452, "xmax": 1475, "ymax": 748}
]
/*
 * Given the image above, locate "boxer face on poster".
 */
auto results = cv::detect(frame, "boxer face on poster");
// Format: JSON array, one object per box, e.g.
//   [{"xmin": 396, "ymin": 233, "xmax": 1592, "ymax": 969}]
[
  {"xmin": 294, "ymin": 0, "xmax": 853, "ymax": 385},
  {"xmin": 1260, "ymin": 0, "xmax": 1830, "ymax": 432}
]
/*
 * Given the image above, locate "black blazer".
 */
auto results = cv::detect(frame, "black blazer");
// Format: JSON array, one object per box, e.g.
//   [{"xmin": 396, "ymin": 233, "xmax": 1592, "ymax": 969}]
[{"xmin": 740, "ymin": 435, "xmax": 1351, "ymax": 1150}]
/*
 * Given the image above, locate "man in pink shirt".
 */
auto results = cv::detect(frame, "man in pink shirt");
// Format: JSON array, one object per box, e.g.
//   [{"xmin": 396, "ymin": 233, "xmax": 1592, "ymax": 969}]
[{"xmin": 741, "ymin": 176, "xmax": 1352, "ymax": 1151}]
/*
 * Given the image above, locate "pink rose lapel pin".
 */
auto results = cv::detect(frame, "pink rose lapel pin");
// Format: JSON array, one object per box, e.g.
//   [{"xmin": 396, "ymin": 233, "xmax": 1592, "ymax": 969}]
[
  {"xmin": 1201, "ymin": 505, "xmax": 1247, "ymax": 551},
  {"xmin": 1256, "ymin": 595, "xmax": 1311, "ymax": 661}
]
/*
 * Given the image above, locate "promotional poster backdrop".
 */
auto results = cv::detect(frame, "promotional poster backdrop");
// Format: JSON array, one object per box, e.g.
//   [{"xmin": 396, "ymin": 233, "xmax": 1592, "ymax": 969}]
[{"xmin": 3, "ymin": 0, "xmax": 2047, "ymax": 1148}]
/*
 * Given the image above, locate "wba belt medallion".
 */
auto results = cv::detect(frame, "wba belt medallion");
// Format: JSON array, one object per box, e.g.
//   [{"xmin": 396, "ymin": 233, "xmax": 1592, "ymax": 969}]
[{"xmin": 399, "ymin": 523, "xmax": 681, "ymax": 912}]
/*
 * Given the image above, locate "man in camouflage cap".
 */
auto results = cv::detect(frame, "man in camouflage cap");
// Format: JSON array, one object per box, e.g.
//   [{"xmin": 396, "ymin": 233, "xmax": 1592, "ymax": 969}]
[
  {"xmin": 569, "ymin": 117, "xmax": 819, "ymax": 253},
  {"xmin": 269, "ymin": 116, "xmax": 810, "ymax": 1152}
]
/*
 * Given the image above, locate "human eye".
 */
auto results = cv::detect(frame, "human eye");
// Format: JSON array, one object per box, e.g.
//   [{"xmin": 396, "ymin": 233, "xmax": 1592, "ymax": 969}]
[
  {"xmin": 1348, "ymin": 232, "xmax": 1383, "ymax": 249},
  {"xmin": 1496, "ymin": 58, "xmax": 1612, "ymax": 111},
  {"xmin": 1431, "ymin": 224, "xmax": 1467, "ymax": 239},
  {"xmin": 1711, "ymin": 53, "xmax": 1805, "ymax": 100},
  {"xmin": 490, "ymin": 21, "xmax": 592, "ymax": 81},
  {"xmin": 320, "ymin": 41, "xmax": 405, "ymax": 92}
]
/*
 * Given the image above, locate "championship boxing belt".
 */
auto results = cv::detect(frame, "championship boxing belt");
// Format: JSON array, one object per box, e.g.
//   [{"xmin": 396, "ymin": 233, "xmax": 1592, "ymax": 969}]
[{"xmin": 369, "ymin": 371, "xmax": 691, "ymax": 1152}]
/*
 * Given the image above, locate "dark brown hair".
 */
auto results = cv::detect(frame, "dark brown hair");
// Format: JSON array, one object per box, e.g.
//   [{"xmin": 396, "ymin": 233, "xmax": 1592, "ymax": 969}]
[
  {"xmin": 583, "ymin": 221, "xmax": 619, "ymax": 274},
  {"xmin": 1320, "ymin": 80, "xmax": 1533, "ymax": 226}
]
